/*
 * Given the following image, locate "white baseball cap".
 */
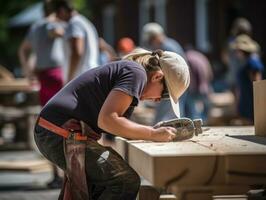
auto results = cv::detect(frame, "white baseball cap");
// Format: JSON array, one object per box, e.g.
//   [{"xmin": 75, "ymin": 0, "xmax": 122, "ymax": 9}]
[
  {"xmin": 123, "ymin": 48, "xmax": 190, "ymax": 117},
  {"xmin": 159, "ymin": 51, "xmax": 190, "ymax": 117}
]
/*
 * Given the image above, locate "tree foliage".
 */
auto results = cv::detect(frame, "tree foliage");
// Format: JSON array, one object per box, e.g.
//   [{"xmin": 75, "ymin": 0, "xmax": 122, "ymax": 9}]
[
  {"xmin": 0, "ymin": 0, "xmax": 39, "ymax": 73},
  {"xmin": 0, "ymin": 0, "xmax": 92, "ymax": 75}
]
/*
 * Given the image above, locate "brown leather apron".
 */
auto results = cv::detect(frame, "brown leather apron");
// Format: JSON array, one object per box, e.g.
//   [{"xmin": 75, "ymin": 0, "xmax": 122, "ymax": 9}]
[{"xmin": 38, "ymin": 117, "xmax": 100, "ymax": 200}]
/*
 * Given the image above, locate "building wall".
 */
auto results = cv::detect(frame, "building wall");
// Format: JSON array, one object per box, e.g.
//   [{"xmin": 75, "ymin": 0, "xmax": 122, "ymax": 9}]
[
  {"xmin": 93, "ymin": 0, "xmax": 266, "ymax": 70},
  {"xmin": 166, "ymin": 0, "xmax": 195, "ymax": 48}
]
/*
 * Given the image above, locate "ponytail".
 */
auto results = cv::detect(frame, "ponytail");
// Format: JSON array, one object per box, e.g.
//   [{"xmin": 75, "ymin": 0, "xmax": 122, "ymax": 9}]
[{"xmin": 123, "ymin": 48, "xmax": 163, "ymax": 72}]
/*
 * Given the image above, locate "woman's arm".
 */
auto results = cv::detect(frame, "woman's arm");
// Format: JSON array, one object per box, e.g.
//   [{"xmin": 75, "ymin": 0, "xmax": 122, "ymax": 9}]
[{"xmin": 98, "ymin": 90, "xmax": 176, "ymax": 142}]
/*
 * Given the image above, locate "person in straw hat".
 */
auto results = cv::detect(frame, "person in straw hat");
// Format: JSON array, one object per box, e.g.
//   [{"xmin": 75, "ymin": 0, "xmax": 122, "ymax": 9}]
[
  {"xmin": 34, "ymin": 48, "xmax": 190, "ymax": 199},
  {"xmin": 230, "ymin": 34, "xmax": 264, "ymax": 123}
]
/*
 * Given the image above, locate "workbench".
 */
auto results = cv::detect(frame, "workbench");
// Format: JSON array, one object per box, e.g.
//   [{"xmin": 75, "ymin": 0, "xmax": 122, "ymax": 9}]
[
  {"xmin": 115, "ymin": 126, "xmax": 266, "ymax": 200},
  {"xmin": 0, "ymin": 79, "xmax": 40, "ymax": 150}
]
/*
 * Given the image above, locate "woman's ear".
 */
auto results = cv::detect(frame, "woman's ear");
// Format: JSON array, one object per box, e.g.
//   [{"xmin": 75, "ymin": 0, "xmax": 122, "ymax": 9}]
[{"xmin": 151, "ymin": 71, "xmax": 164, "ymax": 82}]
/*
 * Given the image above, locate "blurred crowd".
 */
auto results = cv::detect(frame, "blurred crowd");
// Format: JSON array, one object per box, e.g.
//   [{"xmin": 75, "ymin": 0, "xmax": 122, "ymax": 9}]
[
  {"xmin": 0, "ymin": 0, "xmax": 261, "ymax": 129},
  {"xmin": 14, "ymin": 0, "xmax": 264, "ymax": 129},
  {"xmin": 0, "ymin": 0, "xmax": 248, "ymax": 136}
]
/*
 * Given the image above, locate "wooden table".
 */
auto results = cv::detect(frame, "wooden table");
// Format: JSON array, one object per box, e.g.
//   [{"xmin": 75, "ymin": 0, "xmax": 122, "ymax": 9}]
[
  {"xmin": 0, "ymin": 79, "xmax": 40, "ymax": 150},
  {"xmin": 122, "ymin": 127, "xmax": 266, "ymax": 200},
  {"xmin": 0, "ymin": 79, "xmax": 30, "ymax": 91}
]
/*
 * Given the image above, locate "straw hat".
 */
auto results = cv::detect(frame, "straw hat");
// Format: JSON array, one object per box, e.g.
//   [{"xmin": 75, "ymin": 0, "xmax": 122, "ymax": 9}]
[{"xmin": 230, "ymin": 34, "xmax": 260, "ymax": 53}]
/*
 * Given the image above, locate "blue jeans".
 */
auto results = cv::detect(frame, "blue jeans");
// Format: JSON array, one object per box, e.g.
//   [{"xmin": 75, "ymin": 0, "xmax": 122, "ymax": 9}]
[
  {"xmin": 34, "ymin": 124, "xmax": 140, "ymax": 200},
  {"xmin": 185, "ymin": 93, "xmax": 209, "ymax": 123}
]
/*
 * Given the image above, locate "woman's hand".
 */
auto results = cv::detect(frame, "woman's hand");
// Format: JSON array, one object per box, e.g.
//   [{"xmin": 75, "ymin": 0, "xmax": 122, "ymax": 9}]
[
  {"xmin": 151, "ymin": 126, "xmax": 177, "ymax": 142},
  {"xmin": 98, "ymin": 90, "xmax": 177, "ymax": 141}
]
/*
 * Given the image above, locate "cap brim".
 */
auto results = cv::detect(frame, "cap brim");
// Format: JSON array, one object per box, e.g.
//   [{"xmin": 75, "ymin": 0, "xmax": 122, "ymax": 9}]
[{"xmin": 170, "ymin": 96, "xmax": 180, "ymax": 118}]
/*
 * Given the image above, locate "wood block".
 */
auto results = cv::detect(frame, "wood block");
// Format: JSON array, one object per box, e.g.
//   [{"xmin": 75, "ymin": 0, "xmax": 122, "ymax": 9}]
[
  {"xmin": 0, "ymin": 159, "xmax": 52, "ymax": 173},
  {"xmin": 0, "ymin": 78, "xmax": 31, "ymax": 92},
  {"xmin": 254, "ymin": 80, "xmax": 266, "ymax": 136},
  {"xmin": 213, "ymin": 195, "xmax": 247, "ymax": 200},
  {"xmin": 172, "ymin": 186, "xmax": 212, "ymax": 200},
  {"xmin": 225, "ymin": 155, "xmax": 266, "ymax": 185},
  {"xmin": 0, "ymin": 65, "xmax": 14, "ymax": 80},
  {"xmin": 195, "ymin": 134, "xmax": 266, "ymax": 185},
  {"xmin": 208, "ymin": 91, "xmax": 235, "ymax": 107},
  {"xmin": 196, "ymin": 134, "xmax": 266, "ymax": 155},
  {"xmin": 128, "ymin": 141, "xmax": 220, "ymax": 187},
  {"xmin": 128, "ymin": 127, "xmax": 266, "ymax": 189},
  {"xmin": 169, "ymin": 185, "xmax": 249, "ymax": 200},
  {"xmin": 159, "ymin": 194, "xmax": 177, "ymax": 200}
]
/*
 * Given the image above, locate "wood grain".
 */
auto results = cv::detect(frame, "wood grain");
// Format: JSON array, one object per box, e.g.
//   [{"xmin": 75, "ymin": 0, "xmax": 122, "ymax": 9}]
[{"xmin": 254, "ymin": 80, "xmax": 266, "ymax": 136}]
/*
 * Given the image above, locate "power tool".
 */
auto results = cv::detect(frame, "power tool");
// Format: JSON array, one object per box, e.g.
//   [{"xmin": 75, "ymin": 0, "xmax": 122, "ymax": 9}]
[{"xmin": 154, "ymin": 118, "xmax": 203, "ymax": 141}]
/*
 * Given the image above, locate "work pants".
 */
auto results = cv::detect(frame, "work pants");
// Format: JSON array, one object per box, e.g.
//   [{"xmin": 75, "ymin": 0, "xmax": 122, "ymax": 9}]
[{"xmin": 34, "ymin": 124, "xmax": 140, "ymax": 200}]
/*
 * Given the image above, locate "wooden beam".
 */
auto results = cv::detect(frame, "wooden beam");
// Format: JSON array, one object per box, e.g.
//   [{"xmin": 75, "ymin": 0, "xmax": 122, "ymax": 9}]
[{"xmin": 254, "ymin": 80, "xmax": 266, "ymax": 137}]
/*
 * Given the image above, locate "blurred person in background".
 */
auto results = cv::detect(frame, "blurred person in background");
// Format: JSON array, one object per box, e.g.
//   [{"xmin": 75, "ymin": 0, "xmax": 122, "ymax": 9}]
[
  {"xmin": 117, "ymin": 37, "xmax": 136, "ymax": 57},
  {"xmin": 141, "ymin": 22, "xmax": 186, "ymax": 123},
  {"xmin": 185, "ymin": 46, "xmax": 213, "ymax": 123},
  {"xmin": 18, "ymin": 0, "xmax": 66, "ymax": 188},
  {"xmin": 99, "ymin": 37, "xmax": 117, "ymax": 65},
  {"xmin": 142, "ymin": 23, "xmax": 185, "ymax": 58},
  {"xmin": 54, "ymin": 0, "xmax": 99, "ymax": 82},
  {"xmin": 221, "ymin": 17, "xmax": 253, "ymax": 93},
  {"xmin": 18, "ymin": 0, "xmax": 66, "ymax": 106},
  {"xmin": 230, "ymin": 34, "xmax": 264, "ymax": 123}
]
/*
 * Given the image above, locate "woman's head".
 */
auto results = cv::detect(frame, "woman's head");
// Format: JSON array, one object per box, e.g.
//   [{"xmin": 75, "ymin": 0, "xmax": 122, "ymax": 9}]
[
  {"xmin": 123, "ymin": 48, "xmax": 165, "ymax": 101},
  {"xmin": 123, "ymin": 48, "xmax": 190, "ymax": 116}
]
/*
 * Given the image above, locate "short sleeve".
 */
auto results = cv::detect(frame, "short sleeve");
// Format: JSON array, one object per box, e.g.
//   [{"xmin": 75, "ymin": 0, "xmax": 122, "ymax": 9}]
[
  {"xmin": 248, "ymin": 55, "xmax": 264, "ymax": 72},
  {"xmin": 46, "ymin": 21, "xmax": 65, "ymax": 31},
  {"xmin": 65, "ymin": 22, "xmax": 84, "ymax": 39},
  {"xmin": 25, "ymin": 24, "xmax": 35, "ymax": 43},
  {"xmin": 113, "ymin": 63, "xmax": 147, "ymax": 101},
  {"xmin": 46, "ymin": 22, "xmax": 57, "ymax": 31}
]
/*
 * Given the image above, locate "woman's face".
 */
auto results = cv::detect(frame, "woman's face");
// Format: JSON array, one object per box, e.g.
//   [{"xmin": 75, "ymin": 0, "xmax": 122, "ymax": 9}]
[{"xmin": 140, "ymin": 70, "xmax": 165, "ymax": 102}]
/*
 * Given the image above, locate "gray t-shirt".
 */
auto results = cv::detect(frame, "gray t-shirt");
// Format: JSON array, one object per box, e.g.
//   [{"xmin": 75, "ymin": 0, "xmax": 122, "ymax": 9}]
[
  {"xmin": 40, "ymin": 60, "xmax": 147, "ymax": 136},
  {"xmin": 65, "ymin": 14, "xmax": 99, "ymax": 76},
  {"xmin": 26, "ymin": 19, "xmax": 66, "ymax": 70}
]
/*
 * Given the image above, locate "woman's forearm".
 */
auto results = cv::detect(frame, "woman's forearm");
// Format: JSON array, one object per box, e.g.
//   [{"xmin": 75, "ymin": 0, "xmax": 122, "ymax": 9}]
[{"xmin": 98, "ymin": 113, "xmax": 153, "ymax": 140}]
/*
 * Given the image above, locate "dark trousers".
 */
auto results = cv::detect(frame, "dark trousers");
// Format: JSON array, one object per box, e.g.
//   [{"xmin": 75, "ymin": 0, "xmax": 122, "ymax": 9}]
[{"xmin": 34, "ymin": 124, "xmax": 140, "ymax": 200}]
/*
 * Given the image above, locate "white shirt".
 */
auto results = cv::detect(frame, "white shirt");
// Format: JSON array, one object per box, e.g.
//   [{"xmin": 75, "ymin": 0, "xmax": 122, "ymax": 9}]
[{"xmin": 65, "ymin": 14, "xmax": 99, "ymax": 77}]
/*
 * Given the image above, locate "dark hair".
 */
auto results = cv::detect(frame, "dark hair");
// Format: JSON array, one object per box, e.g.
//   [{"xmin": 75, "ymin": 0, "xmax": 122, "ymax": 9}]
[
  {"xmin": 145, "ymin": 49, "xmax": 163, "ymax": 71},
  {"xmin": 53, "ymin": 0, "xmax": 74, "ymax": 12},
  {"xmin": 43, "ymin": 1, "xmax": 54, "ymax": 16},
  {"xmin": 152, "ymin": 49, "xmax": 163, "ymax": 57},
  {"xmin": 123, "ymin": 48, "xmax": 163, "ymax": 72}
]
